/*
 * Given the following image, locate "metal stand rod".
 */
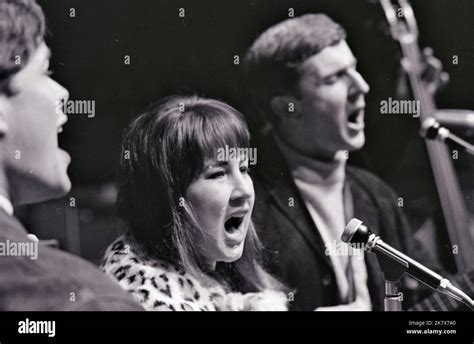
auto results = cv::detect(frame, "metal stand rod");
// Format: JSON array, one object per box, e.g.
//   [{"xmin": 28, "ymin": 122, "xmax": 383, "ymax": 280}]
[
  {"xmin": 373, "ymin": 252, "xmax": 408, "ymax": 311},
  {"xmin": 384, "ymin": 281, "xmax": 403, "ymax": 311}
]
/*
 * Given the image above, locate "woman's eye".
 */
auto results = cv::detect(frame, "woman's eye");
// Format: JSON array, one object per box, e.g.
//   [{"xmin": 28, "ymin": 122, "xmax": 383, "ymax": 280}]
[
  {"xmin": 208, "ymin": 171, "xmax": 226, "ymax": 179},
  {"xmin": 240, "ymin": 166, "xmax": 250, "ymax": 174}
]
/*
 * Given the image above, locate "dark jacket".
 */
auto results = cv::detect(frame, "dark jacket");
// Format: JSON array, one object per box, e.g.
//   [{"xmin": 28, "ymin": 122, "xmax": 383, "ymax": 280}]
[
  {"xmin": 251, "ymin": 137, "xmax": 437, "ymax": 311},
  {"xmin": 0, "ymin": 209, "xmax": 143, "ymax": 311}
]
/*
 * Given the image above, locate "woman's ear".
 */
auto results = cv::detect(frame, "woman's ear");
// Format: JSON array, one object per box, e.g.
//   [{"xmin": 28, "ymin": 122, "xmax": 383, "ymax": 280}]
[{"xmin": 270, "ymin": 96, "xmax": 302, "ymax": 121}]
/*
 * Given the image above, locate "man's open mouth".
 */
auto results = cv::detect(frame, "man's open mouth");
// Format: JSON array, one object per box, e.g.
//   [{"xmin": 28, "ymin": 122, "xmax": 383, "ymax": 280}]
[
  {"xmin": 347, "ymin": 107, "xmax": 365, "ymax": 131},
  {"xmin": 348, "ymin": 108, "xmax": 362, "ymax": 124}
]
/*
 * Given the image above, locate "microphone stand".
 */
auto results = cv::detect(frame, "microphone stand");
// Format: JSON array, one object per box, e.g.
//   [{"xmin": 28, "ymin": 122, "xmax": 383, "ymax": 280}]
[
  {"xmin": 371, "ymin": 244, "xmax": 409, "ymax": 311},
  {"xmin": 363, "ymin": 229, "xmax": 407, "ymax": 311},
  {"xmin": 421, "ymin": 117, "xmax": 474, "ymax": 156},
  {"xmin": 343, "ymin": 219, "xmax": 474, "ymax": 311},
  {"xmin": 366, "ymin": 231, "xmax": 474, "ymax": 311},
  {"xmin": 379, "ymin": 257, "xmax": 406, "ymax": 311}
]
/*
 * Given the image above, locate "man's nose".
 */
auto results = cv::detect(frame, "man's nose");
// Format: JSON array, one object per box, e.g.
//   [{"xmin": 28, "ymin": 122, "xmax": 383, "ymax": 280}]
[
  {"xmin": 348, "ymin": 69, "xmax": 370, "ymax": 95},
  {"xmin": 56, "ymin": 80, "xmax": 69, "ymax": 105}
]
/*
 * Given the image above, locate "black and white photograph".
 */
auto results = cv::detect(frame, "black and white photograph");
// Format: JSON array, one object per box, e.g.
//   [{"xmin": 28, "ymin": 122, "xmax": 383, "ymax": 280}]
[{"xmin": 0, "ymin": 0, "xmax": 473, "ymax": 339}]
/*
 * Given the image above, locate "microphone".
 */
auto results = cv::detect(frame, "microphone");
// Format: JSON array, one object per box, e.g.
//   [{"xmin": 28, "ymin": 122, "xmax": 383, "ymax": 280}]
[
  {"xmin": 420, "ymin": 117, "xmax": 474, "ymax": 155},
  {"xmin": 342, "ymin": 218, "xmax": 474, "ymax": 309}
]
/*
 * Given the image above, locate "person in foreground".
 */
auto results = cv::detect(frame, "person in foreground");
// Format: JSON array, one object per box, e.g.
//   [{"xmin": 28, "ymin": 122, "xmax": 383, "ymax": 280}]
[
  {"xmin": 0, "ymin": 0, "xmax": 142, "ymax": 310},
  {"xmin": 101, "ymin": 95, "xmax": 288, "ymax": 311}
]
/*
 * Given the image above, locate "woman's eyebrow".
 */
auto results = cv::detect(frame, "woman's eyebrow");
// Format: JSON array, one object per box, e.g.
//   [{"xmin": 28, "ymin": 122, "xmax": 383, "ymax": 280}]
[{"xmin": 205, "ymin": 161, "xmax": 228, "ymax": 169}]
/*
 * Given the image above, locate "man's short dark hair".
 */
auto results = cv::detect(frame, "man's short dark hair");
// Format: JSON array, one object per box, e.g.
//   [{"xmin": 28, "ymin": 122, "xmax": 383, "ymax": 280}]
[
  {"xmin": 0, "ymin": 0, "xmax": 46, "ymax": 96},
  {"xmin": 243, "ymin": 14, "xmax": 346, "ymax": 132}
]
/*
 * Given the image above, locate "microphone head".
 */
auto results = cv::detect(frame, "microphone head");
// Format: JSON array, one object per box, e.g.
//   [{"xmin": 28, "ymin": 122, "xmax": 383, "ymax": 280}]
[
  {"xmin": 342, "ymin": 218, "xmax": 371, "ymax": 245},
  {"xmin": 341, "ymin": 218, "xmax": 363, "ymax": 243}
]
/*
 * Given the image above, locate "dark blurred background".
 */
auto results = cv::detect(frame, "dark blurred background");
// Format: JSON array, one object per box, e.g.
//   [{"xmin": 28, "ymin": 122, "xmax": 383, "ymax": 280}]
[{"xmin": 19, "ymin": 0, "xmax": 474, "ymax": 269}]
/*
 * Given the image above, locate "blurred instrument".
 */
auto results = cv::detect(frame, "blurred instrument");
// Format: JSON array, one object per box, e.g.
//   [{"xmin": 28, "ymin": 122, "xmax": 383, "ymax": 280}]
[{"xmin": 378, "ymin": 0, "xmax": 474, "ymax": 274}]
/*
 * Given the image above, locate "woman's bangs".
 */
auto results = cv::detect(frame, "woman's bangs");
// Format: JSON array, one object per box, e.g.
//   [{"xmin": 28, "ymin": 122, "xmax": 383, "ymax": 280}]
[{"xmin": 195, "ymin": 106, "xmax": 250, "ymax": 166}]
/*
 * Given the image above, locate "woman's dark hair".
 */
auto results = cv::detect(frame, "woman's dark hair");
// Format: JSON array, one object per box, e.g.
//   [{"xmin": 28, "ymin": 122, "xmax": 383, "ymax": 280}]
[{"xmin": 117, "ymin": 95, "xmax": 284, "ymax": 293}]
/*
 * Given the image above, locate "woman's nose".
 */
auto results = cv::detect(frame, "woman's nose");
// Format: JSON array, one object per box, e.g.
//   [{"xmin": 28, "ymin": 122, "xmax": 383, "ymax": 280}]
[{"xmin": 229, "ymin": 171, "xmax": 254, "ymax": 206}]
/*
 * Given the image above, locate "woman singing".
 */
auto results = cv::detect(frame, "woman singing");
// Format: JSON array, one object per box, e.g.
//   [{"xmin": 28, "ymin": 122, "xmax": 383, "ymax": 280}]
[{"xmin": 101, "ymin": 95, "xmax": 287, "ymax": 311}]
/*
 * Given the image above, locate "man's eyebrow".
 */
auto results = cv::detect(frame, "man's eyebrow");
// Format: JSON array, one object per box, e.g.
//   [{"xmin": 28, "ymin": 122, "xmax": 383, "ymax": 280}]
[{"xmin": 323, "ymin": 59, "xmax": 358, "ymax": 78}]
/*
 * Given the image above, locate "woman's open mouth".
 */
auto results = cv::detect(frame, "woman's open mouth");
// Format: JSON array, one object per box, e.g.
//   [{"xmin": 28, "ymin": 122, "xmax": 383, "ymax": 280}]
[
  {"xmin": 224, "ymin": 215, "xmax": 245, "ymax": 234},
  {"xmin": 223, "ymin": 213, "xmax": 248, "ymax": 248}
]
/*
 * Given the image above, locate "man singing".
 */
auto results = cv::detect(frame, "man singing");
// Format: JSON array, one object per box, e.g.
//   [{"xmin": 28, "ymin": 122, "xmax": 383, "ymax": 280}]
[
  {"xmin": 0, "ymin": 0, "xmax": 142, "ymax": 310},
  {"xmin": 243, "ymin": 13, "xmax": 439, "ymax": 311}
]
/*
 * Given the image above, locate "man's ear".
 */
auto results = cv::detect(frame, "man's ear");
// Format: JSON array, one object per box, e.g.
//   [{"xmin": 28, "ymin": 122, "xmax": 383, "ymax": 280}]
[
  {"xmin": 270, "ymin": 95, "xmax": 302, "ymax": 121},
  {"xmin": 0, "ymin": 96, "xmax": 9, "ymax": 139}
]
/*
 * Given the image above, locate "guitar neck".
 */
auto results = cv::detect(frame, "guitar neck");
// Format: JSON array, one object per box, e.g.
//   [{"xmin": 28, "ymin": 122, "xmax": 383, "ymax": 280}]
[
  {"xmin": 425, "ymin": 140, "xmax": 474, "ymax": 271},
  {"xmin": 378, "ymin": 0, "xmax": 474, "ymax": 311},
  {"xmin": 398, "ymin": 15, "xmax": 474, "ymax": 272},
  {"xmin": 409, "ymin": 270, "xmax": 474, "ymax": 311}
]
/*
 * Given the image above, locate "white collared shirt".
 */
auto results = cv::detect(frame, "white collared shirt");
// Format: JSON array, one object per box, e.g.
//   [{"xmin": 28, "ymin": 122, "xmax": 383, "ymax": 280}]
[
  {"xmin": 0, "ymin": 194, "xmax": 39, "ymax": 241},
  {"xmin": 276, "ymin": 139, "xmax": 372, "ymax": 310},
  {"xmin": 0, "ymin": 194, "xmax": 13, "ymax": 216}
]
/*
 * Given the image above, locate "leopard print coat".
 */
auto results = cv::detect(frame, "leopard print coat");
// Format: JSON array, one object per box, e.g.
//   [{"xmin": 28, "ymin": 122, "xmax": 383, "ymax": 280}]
[{"xmin": 101, "ymin": 235, "xmax": 288, "ymax": 311}]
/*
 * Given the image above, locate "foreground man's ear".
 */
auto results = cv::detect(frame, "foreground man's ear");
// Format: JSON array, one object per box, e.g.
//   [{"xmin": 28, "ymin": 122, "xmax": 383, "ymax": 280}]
[{"xmin": 0, "ymin": 99, "xmax": 9, "ymax": 139}]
